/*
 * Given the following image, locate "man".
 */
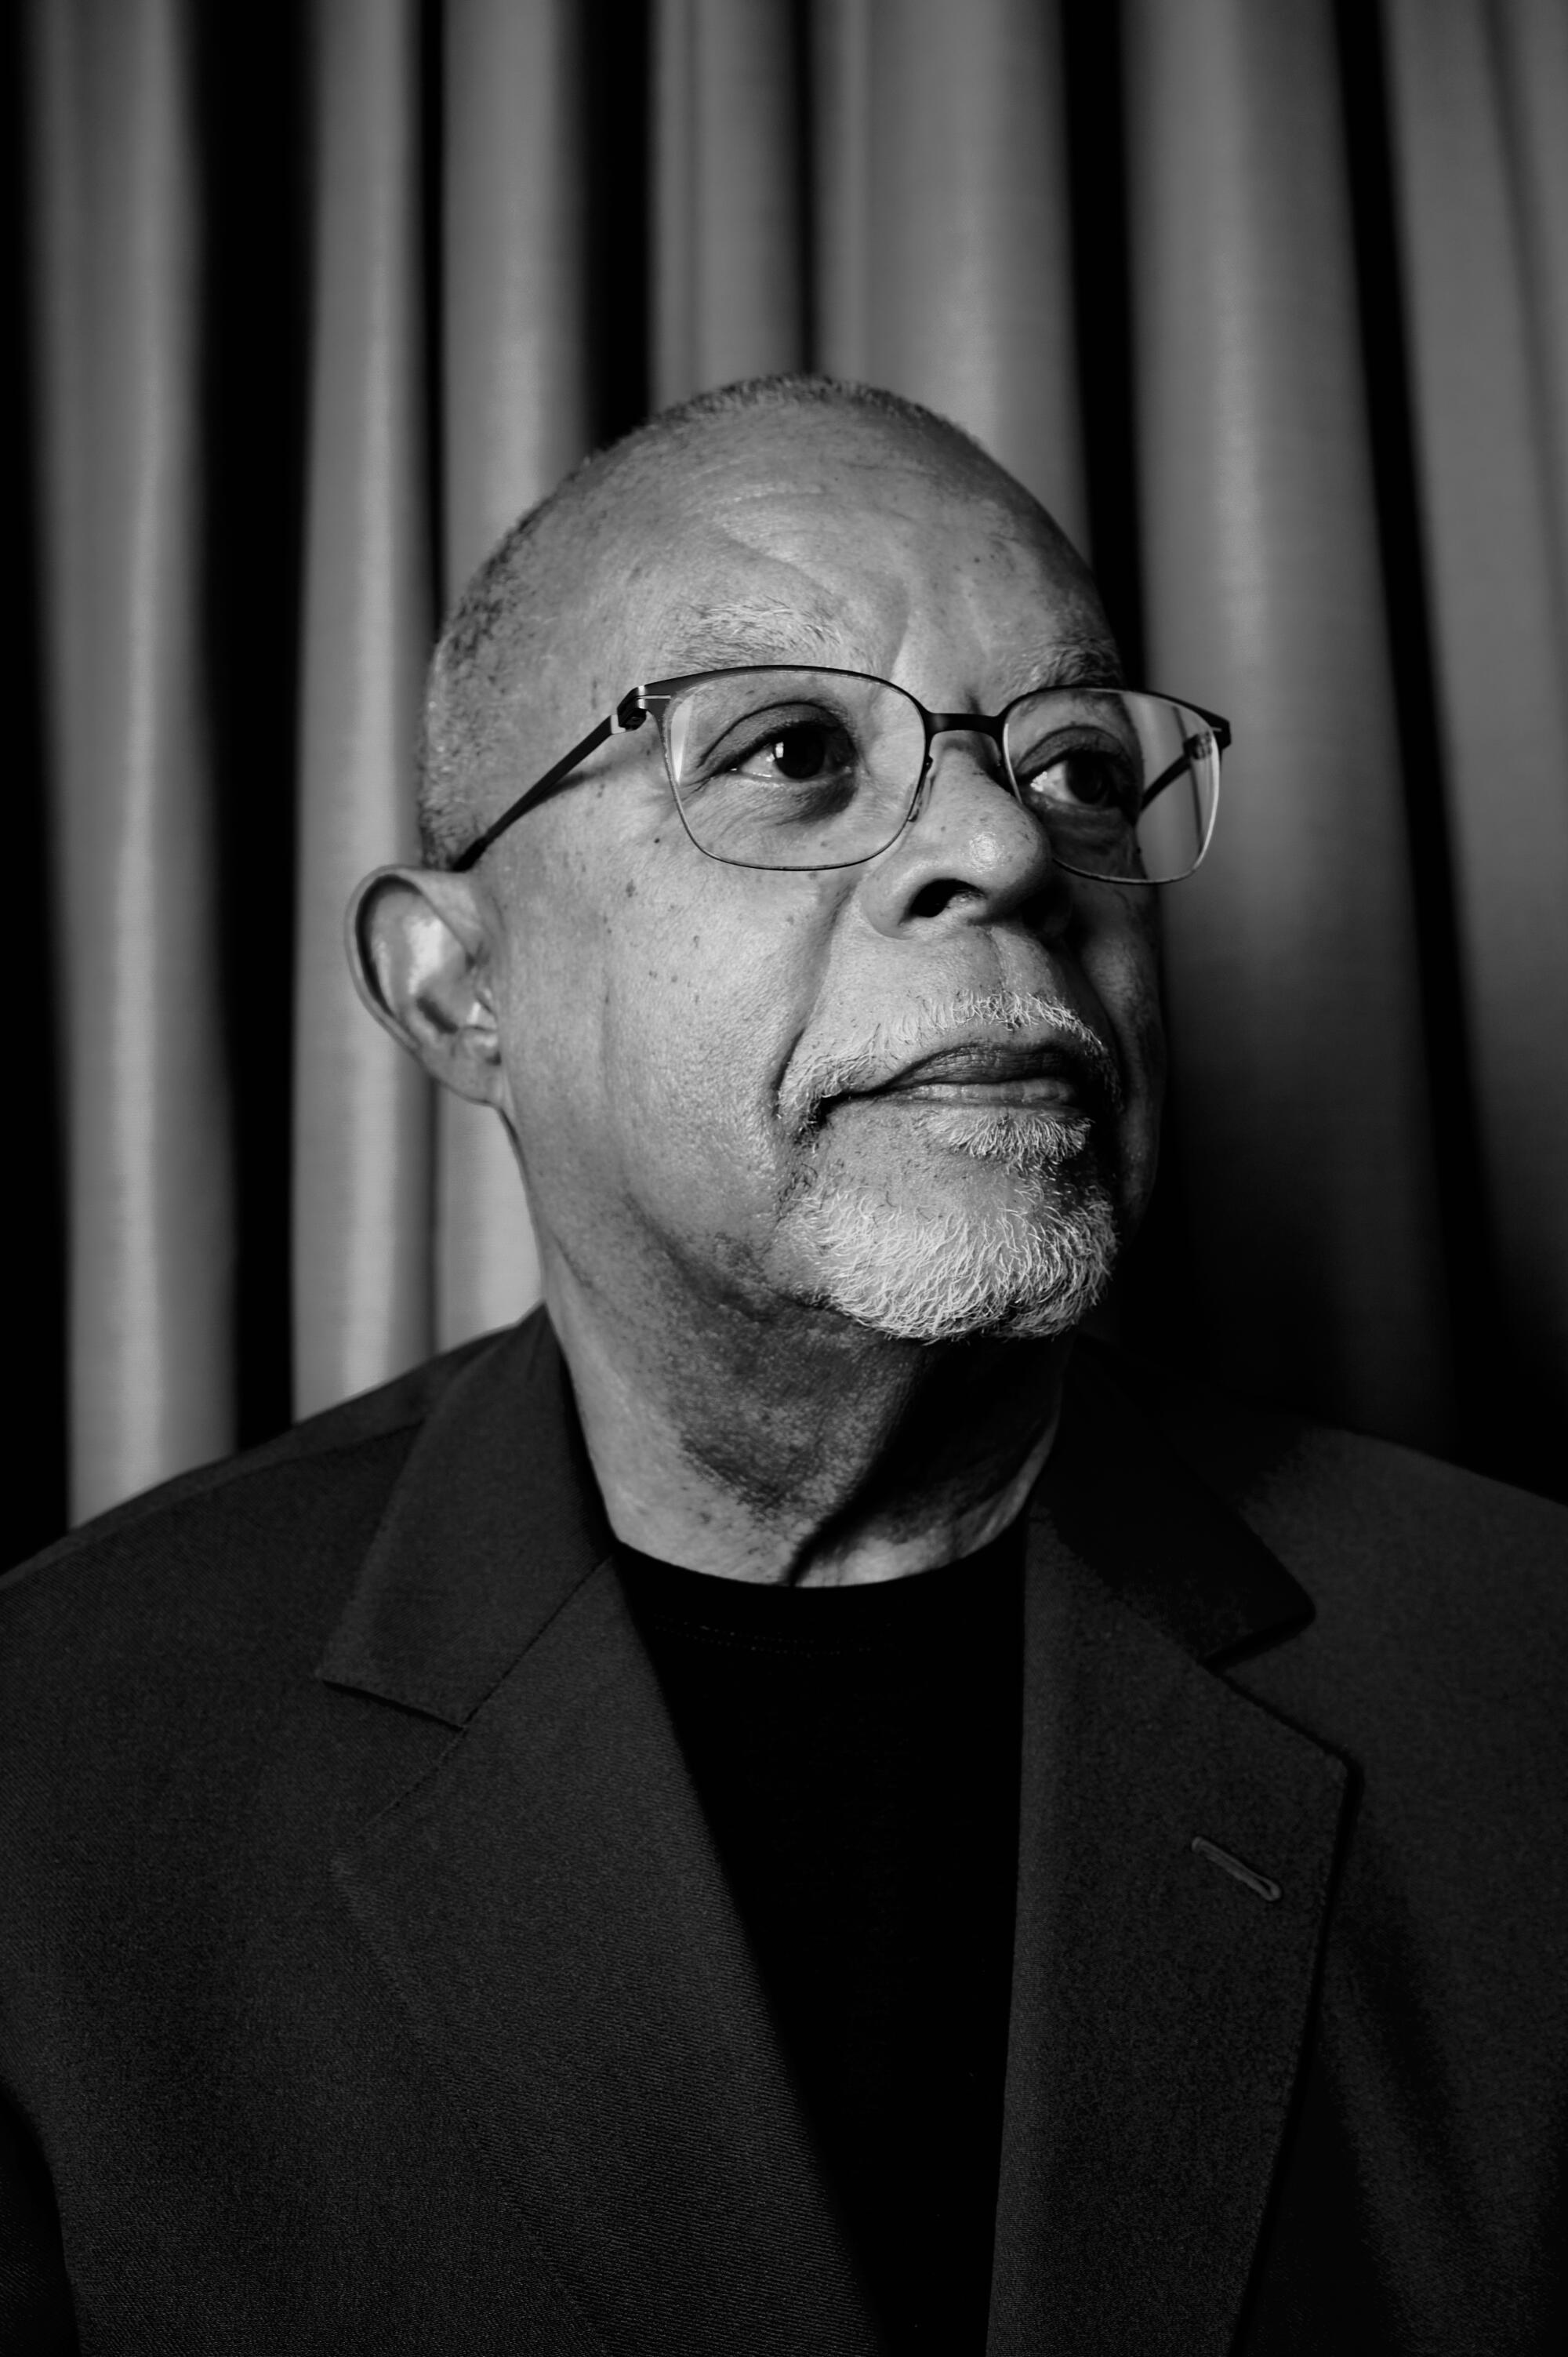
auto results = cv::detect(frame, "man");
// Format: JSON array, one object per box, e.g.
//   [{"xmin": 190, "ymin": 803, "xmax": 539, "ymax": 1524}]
[{"xmin": 2, "ymin": 377, "xmax": 1563, "ymax": 2354}]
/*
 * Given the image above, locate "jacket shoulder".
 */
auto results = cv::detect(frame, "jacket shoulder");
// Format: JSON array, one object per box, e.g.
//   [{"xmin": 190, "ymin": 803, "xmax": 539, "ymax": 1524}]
[
  {"xmin": 0, "ymin": 1328, "xmax": 508, "ymax": 1645},
  {"xmin": 1096, "ymin": 1342, "xmax": 1568, "ymax": 1600},
  {"xmin": 1096, "ymin": 1345, "xmax": 1568, "ymax": 1787}
]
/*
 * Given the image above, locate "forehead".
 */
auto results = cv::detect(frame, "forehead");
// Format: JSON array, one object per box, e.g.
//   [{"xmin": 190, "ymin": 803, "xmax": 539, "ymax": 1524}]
[{"xmin": 572, "ymin": 412, "xmax": 1114, "ymax": 700}]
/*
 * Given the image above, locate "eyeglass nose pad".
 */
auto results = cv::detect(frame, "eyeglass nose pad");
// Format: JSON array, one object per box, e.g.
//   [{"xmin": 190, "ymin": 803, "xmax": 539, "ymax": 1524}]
[{"xmin": 906, "ymin": 746, "xmax": 938, "ymax": 830}]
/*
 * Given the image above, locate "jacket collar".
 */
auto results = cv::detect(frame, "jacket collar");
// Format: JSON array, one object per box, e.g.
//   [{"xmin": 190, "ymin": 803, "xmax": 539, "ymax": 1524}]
[
  {"xmin": 1035, "ymin": 1338, "xmax": 1313, "ymax": 1665},
  {"xmin": 318, "ymin": 1313, "xmax": 1312, "ymax": 1717},
  {"xmin": 316, "ymin": 1310, "xmax": 613, "ymax": 1726},
  {"xmin": 318, "ymin": 1313, "xmax": 1348, "ymax": 2356}
]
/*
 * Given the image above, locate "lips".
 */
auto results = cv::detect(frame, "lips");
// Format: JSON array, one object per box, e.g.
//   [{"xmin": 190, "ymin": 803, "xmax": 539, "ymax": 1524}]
[
  {"xmin": 783, "ymin": 1001, "xmax": 1127, "ymax": 1140},
  {"xmin": 877, "ymin": 1040, "xmax": 1085, "ymax": 1092},
  {"xmin": 832, "ymin": 1033, "xmax": 1113, "ymax": 1120}
]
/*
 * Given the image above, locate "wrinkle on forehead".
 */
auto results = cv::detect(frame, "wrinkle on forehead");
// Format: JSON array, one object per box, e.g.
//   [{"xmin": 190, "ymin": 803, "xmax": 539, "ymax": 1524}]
[
  {"xmin": 677, "ymin": 435, "xmax": 1093, "ymax": 606},
  {"xmin": 612, "ymin": 510, "xmax": 1102, "ymax": 695}
]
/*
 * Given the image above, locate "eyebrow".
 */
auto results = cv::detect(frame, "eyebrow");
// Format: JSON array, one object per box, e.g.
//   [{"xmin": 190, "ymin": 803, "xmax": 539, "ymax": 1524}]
[
  {"xmin": 655, "ymin": 597, "xmax": 857, "ymax": 675},
  {"xmin": 1000, "ymin": 637, "xmax": 1125, "ymax": 699}
]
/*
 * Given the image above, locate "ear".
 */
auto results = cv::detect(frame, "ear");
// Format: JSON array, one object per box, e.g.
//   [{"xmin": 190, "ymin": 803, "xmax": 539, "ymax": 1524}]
[{"xmin": 346, "ymin": 866, "xmax": 506, "ymax": 1108}]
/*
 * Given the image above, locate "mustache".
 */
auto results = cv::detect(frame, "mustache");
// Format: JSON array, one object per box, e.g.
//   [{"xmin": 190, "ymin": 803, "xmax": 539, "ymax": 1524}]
[{"xmin": 779, "ymin": 989, "xmax": 1124, "ymax": 1139}]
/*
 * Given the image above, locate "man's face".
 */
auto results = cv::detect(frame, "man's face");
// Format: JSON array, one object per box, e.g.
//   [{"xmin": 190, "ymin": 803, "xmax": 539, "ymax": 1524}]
[{"xmin": 481, "ymin": 412, "xmax": 1165, "ymax": 1345}]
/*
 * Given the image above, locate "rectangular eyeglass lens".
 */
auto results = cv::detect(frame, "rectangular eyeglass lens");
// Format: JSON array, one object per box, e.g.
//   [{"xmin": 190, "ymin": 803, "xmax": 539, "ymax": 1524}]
[
  {"xmin": 667, "ymin": 670, "xmax": 916, "ymax": 868},
  {"xmin": 1134, "ymin": 699, "xmax": 1214, "ymax": 881}
]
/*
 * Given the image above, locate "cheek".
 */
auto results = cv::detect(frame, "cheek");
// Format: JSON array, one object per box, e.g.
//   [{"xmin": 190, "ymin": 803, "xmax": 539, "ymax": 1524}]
[
  {"xmin": 614, "ymin": 930, "xmax": 775, "ymax": 1152},
  {"xmin": 1076, "ymin": 899, "xmax": 1164, "ymax": 1096},
  {"xmin": 1071, "ymin": 902, "xmax": 1165, "ymax": 1215},
  {"xmin": 512, "ymin": 837, "xmax": 837, "ymax": 1231}
]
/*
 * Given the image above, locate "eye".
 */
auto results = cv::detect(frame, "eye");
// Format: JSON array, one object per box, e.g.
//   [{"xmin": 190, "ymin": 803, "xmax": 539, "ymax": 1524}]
[
  {"xmin": 1018, "ymin": 743, "xmax": 1139, "ymax": 823},
  {"xmin": 725, "ymin": 715, "xmax": 857, "ymax": 788}
]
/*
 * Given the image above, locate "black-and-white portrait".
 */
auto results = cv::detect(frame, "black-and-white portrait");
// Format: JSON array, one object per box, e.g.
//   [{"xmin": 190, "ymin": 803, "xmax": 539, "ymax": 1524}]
[{"xmin": 5, "ymin": 4, "xmax": 1566, "ymax": 2350}]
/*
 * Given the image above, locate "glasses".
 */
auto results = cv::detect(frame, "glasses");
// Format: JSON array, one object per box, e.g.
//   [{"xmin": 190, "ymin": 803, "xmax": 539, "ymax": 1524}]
[{"xmin": 448, "ymin": 666, "xmax": 1231, "ymax": 884}]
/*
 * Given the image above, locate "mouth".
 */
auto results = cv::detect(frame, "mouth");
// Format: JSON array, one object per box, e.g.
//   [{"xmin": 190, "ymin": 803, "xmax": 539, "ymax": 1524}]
[
  {"xmin": 876, "ymin": 1041, "xmax": 1083, "ymax": 1105},
  {"xmin": 833, "ymin": 1038, "xmax": 1110, "ymax": 1120},
  {"xmin": 780, "ymin": 994, "xmax": 1128, "ymax": 1145}
]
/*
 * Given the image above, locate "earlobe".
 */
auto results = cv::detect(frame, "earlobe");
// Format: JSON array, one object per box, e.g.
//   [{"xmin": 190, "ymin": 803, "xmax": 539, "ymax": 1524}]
[{"xmin": 345, "ymin": 866, "xmax": 506, "ymax": 1106}]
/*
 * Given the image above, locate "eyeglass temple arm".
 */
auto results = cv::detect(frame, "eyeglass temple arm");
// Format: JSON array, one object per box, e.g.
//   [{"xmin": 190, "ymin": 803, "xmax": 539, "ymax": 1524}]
[
  {"xmin": 1137, "ymin": 710, "xmax": 1231, "ymax": 815},
  {"xmin": 448, "ymin": 696, "xmax": 650, "ymax": 872}
]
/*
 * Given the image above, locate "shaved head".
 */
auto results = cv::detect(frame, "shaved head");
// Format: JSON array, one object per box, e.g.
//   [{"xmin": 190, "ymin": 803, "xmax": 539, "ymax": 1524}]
[{"xmin": 417, "ymin": 376, "xmax": 1091, "ymax": 868}]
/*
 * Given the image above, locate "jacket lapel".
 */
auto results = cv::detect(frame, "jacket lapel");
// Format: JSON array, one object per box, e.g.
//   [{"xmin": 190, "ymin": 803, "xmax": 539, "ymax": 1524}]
[
  {"xmin": 988, "ymin": 1353, "xmax": 1352, "ymax": 2355},
  {"xmin": 319, "ymin": 1316, "xmax": 1348, "ymax": 2357},
  {"xmin": 317, "ymin": 1316, "xmax": 881, "ymax": 2357}
]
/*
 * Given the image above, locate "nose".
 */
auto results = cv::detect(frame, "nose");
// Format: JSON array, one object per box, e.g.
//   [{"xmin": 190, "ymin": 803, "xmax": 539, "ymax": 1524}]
[{"xmin": 855, "ymin": 732, "xmax": 1071, "ymax": 941}]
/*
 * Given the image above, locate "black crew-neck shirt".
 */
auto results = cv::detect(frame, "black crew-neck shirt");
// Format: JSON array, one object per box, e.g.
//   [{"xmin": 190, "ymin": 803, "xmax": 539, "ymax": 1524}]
[{"xmin": 616, "ymin": 1526, "xmax": 1025, "ymax": 2352}]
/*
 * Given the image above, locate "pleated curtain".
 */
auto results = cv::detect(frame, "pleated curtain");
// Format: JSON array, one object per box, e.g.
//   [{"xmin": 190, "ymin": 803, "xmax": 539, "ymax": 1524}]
[{"xmin": 16, "ymin": 0, "xmax": 1568, "ymax": 1549}]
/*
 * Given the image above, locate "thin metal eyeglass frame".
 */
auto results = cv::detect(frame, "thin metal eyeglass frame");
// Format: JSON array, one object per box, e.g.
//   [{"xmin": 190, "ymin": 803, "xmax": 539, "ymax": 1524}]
[{"xmin": 445, "ymin": 667, "xmax": 1232, "ymax": 881}]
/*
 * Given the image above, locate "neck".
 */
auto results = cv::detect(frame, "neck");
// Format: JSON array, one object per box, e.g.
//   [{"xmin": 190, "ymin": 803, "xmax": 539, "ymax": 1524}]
[{"xmin": 542, "ymin": 1248, "xmax": 1071, "ymax": 1588}]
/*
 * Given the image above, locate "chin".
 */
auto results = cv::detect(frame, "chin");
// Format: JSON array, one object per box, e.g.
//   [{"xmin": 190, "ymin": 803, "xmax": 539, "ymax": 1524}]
[
  {"xmin": 786, "ymin": 1160, "xmax": 1122, "ymax": 1345},
  {"xmin": 769, "ymin": 1096, "xmax": 1131, "ymax": 1344}
]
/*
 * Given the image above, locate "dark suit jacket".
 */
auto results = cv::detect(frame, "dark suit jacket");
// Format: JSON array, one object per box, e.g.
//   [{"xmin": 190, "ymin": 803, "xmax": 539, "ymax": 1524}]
[{"xmin": 2, "ymin": 1310, "xmax": 1564, "ymax": 2353}]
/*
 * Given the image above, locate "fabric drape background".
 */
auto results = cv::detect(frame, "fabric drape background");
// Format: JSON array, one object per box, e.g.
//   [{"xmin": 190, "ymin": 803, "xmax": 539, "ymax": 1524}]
[{"xmin": 10, "ymin": 0, "xmax": 1566, "ymax": 1557}]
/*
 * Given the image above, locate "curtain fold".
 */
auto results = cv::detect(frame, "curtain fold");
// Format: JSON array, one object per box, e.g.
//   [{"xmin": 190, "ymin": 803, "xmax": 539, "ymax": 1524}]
[
  {"xmin": 817, "ymin": 0, "xmax": 1084, "ymax": 547},
  {"xmin": 1126, "ymin": 0, "xmax": 1453, "ymax": 1447},
  {"xmin": 292, "ymin": 0, "xmax": 434, "ymax": 1418},
  {"xmin": 1384, "ymin": 0, "xmax": 1568, "ymax": 1447},
  {"xmin": 433, "ymin": 0, "xmax": 591, "ymax": 1352},
  {"xmin": 18, "ymin": 0, "xmax": 1568, "ymax": 1539},
  {"xmin": 653, "ymin": 0, "xmax": 806, "ymax": 402},
  {"xmin": 29, "ymin": 0, "xmax": 234, "ymax": 1523}
]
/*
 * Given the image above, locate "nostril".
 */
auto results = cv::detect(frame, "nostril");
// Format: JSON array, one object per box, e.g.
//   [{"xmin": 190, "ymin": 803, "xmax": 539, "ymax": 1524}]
[{"xmin": 909, "ymin": 877, "xmax": 971, "ymax": 920}]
